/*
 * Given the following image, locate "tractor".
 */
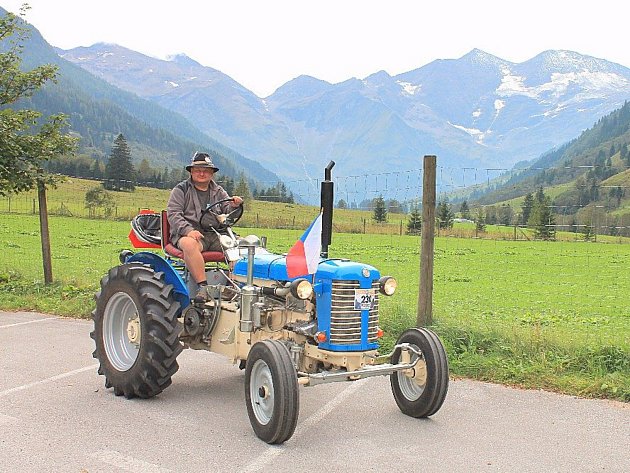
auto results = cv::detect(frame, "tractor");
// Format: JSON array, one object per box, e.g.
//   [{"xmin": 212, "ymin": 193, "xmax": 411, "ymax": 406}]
[{"xmin": 91, "ymin": 161, "xmax": 449, "ymax": 444}]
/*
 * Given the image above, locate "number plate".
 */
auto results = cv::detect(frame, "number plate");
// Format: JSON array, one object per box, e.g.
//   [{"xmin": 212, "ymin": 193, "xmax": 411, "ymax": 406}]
[{"xmin": 354, "ymin": 289, "xmax": 376, "ymax": 310}]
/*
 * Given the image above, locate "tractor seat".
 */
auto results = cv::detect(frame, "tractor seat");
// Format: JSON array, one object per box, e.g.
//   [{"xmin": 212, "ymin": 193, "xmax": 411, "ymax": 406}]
[{"xmin": 160, "ymin": 210, "xmax": 226, "ymax": 263}]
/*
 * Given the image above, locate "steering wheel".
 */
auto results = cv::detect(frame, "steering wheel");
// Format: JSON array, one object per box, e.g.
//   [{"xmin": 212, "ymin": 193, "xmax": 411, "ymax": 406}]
[{"xmin": 199, "ymin": 198, "xmax": 244, "ymax": 232}]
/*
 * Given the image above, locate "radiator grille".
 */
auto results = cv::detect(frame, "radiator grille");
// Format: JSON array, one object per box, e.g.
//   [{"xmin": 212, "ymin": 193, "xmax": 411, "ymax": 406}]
[{"xmin": 329, "ymin": 280, "xmax": 379, "ymax": 345}]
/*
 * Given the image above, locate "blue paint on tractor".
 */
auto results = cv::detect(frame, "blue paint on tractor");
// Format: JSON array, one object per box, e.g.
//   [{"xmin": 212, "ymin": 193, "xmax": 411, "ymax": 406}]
[
  {"xmin": 235, "ymin": 254, "xmax": 381, "ymax": 352},
  {"xmin": 126, "ymin": 251, "xmax": 190, "ymax": 309}
]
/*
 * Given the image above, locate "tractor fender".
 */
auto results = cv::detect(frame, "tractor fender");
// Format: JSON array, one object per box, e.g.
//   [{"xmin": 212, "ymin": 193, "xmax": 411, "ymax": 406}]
[{"xmin": 126, "ymin": 251, "xmax": 190, "ymax": 310}]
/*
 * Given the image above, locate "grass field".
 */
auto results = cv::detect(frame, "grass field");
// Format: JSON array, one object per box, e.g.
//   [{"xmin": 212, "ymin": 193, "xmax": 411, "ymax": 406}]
[
  {"xmin": 1, "ymin": 212, "xmax": 628, "ymax": 401},
  {"xmin": 4, "ymin": 177, "xmax": 629, "ymax": 241}
]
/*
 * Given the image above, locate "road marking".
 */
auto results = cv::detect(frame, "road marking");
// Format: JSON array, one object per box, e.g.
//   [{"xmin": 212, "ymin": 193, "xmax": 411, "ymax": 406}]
[
  {"xmin": 0, "ymin": 317, "xmax": 60, "ymax": 329},
  {"xmin": 0, "ymin": 364, "xmax": 98, "ymax": 398},
  {"xmin": 91, "ymin": 450, "xmax": 172, "ymax": 473},
  {"xmin": 242, "ymin": 378, "xmax": 368, "ymax": 472}
]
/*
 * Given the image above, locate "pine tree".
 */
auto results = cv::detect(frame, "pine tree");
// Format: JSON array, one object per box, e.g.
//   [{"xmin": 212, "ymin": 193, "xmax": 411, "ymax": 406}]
[
  {"xmin": 104, "ymin": 134, "xmax": 135, "ymax": 191},
  {"xmin": 234, "ymin": 172, "xmax": 252, "ymax": 208},
  {"xmin": 407, "ymin": 204, "xmax": 422, "ymax": 235},
  {"xmin": 90, "ymin": 159, "xmax": 103, "ymax": 179},
  {"xmin": 373, "ymin": 195, "xmax": 387, "ymax": 223},
  {"xmin": 437, "ymin": 200, "xmax": 454, "ymax": 229},
  {"xmin": 474, "ymin": 207, "xmax": 486, "ymax": 233},
  {"xmin": 222, "ymin": 176, "xmax": 235, "ymax": 195},
  {"xmin": 459, "ymin": 200, "xmax": 471, "ymax": 220},
  {"xmin": 521, "ymin": 193, "xmax": 534, "ymax": 225},
  {"xmin": 528, "ymin": 188, "xmax": 556, "ymax": 240},
  {"xmin": 582, "ymin": 223, "xmax": 595, "ymax": 241}
]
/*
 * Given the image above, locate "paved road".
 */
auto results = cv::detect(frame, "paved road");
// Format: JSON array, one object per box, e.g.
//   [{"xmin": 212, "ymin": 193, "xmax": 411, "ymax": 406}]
[{"xmin": 1, "ymin": 311, "xmax": 628, "ymax": 473}]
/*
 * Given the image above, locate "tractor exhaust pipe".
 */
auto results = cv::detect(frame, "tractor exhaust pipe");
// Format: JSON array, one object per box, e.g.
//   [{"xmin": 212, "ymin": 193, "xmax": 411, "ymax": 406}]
[{"xmin": 320, "ymin": 161, "xmax": 335, "ymax": 258}]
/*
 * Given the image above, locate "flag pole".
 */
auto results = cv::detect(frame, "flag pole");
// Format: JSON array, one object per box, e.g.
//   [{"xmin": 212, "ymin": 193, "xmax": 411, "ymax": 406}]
[{"xmin": 320, "ymin": 161, "xmax": 335, "ymax": 258}]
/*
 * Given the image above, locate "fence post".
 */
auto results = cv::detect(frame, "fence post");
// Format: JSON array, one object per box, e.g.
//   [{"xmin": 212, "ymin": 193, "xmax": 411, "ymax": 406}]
[
  {"xmin": 37, "ymin": 181, "xmax": 53, "ymax": 284},
  {"xmin": 417, "ymin": 155, "xmax": 436, "ymax": 327}
]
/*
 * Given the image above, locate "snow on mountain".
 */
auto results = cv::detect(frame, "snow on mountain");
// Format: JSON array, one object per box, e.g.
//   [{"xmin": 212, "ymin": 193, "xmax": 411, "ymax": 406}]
[{"xmin": 59, "ymin": 45, "xmax": 630, "ymax": 200}]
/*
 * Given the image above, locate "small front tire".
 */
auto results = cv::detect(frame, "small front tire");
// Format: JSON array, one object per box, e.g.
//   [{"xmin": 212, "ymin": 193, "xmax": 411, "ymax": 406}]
[
  {"xmin": 245, "ymin": 340, "xmax": 299, "ymax": 444},
  {"xmin": 390, "ymin": 327, "xmax": 449, "ymax": 418}
]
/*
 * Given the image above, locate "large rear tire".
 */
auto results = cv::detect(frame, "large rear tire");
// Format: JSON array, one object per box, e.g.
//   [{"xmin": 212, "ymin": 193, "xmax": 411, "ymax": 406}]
[
  {"xmin": 390, "ymin": 327, "xmax": 449, "ymax": 417},
  {"xmin": 245, "ymin": 340, "xmax": 299, "ymax": 444},
  {"xmin": 91, "ymin": 263, "xmax": 183, "ymax": 398}
]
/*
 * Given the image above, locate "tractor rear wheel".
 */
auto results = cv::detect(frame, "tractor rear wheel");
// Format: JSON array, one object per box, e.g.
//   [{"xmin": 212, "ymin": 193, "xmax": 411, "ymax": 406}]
[
  {"xmin": 390, "ymin": 327, "xmax": 449, "ymax": 417},
  {"xmin": 91, "ymin": 263, "xmax": 183, "ymax": 398},
  {"xmin": 245, "ymin": 340, "xmax": 299, "ymax": 444}
]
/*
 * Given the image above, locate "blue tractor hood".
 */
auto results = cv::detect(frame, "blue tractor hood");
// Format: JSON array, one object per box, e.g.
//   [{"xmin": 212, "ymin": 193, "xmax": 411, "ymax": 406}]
[
  {"xmin": 234, "ymin": 251, "xmax": 381, "ymax": 352},
  {"xmin": 233, "ymin": 253, "xmax": 380, "ymax": 282}
]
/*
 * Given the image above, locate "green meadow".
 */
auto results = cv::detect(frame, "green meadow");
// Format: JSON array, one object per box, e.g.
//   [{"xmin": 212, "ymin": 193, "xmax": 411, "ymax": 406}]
[{"xmin": 1, "ymin": 211, "xmax": 628, "ymax": 401}]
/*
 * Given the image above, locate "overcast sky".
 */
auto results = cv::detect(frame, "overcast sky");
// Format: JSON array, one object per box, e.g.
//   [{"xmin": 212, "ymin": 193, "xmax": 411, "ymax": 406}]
[{"xmin": 3, "ymin": 0, "xmax": 629, "ymax": 98}]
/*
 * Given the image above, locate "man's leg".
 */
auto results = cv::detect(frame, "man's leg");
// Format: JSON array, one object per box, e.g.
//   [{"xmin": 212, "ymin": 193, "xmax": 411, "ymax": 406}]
[{"xmin": 178, "ymin": 236, "xmax": 207, "ymax": 302}]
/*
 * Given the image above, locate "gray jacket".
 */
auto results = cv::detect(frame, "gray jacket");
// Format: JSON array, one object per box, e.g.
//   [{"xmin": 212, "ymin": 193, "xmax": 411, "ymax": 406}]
[{"xmin": 166, "ymin": 178, "xmax": 232, "ymax": 246}]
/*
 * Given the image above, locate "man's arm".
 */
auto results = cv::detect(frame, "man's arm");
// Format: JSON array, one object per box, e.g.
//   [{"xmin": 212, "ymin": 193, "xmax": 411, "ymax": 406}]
[{"xmin": 166, "ymin": 186, "xmax": 195, "ymax": 237}]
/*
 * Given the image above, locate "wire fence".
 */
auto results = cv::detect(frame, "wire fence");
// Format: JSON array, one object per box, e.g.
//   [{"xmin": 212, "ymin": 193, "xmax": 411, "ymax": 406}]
[{"xmin": 2, "ymin": 162, "xmax": 629, "ymax": 240}]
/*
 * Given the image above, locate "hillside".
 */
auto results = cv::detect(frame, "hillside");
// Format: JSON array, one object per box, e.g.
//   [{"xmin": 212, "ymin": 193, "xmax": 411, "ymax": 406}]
[
  {"xmin": 461, "ymin": 101, "xmax": 630, "ymax": 234},
  {"xmin": 0, "ymin": 7, "xmax": 281, "ymax": 190}
]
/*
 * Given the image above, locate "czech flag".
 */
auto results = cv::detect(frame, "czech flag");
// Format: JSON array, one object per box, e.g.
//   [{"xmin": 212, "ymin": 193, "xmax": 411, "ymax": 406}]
[{"xmin": 286, "ymin": 213, "xmax": 323, "ymax": 278}]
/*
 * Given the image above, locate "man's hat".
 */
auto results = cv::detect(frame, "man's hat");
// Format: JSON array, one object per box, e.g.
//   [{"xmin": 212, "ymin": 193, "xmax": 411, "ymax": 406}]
[{"xmin": 186, "ymin": 152, "xmax": 219, "ymax": 172}]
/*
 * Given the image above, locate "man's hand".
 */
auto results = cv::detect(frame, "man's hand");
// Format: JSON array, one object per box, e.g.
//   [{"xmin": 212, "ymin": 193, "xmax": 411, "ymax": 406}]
[
  {"xmin": 187, "ymin": 229, "xmax": 204, "ymax": 241},
  {"xmin": 232, "ymin": 196, "xmax": 243, "ymax": 205}
]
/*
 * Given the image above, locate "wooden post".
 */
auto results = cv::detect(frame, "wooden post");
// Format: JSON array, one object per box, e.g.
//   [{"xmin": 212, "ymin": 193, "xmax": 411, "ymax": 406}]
[
  {"xmin": 417, "ymin": 155, "xmax": 436, "ymax": 327},
  {"xmin": 37, "ymin": 181, "xmax": 53, "ymax": 284}
]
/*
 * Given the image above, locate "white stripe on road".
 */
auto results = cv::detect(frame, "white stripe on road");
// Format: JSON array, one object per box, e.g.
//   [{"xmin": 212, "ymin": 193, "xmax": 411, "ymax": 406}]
[
  {"xmin": 242, "ymin": 378, "xmax": 368, "ymax": 473},
  {"xmin": 91, "ymin": 450, "xmax": 172, "ymax": 473},
  {"xmin": 0, "ymin": 364, "xmax": 98, "ymax": 398},
  {"xmin": 0, "ymin": 317, "xmax": 60, "ymax": 329}
]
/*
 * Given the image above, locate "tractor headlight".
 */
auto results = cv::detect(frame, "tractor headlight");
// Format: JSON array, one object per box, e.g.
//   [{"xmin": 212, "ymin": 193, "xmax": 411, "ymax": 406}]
[
  {"xmin": 290, "ymin": 278, "xmax": 313, "ymax": 300},
  {"xmin": 379, "ymin": 276, "xmax": 397, "ymax": 296}
]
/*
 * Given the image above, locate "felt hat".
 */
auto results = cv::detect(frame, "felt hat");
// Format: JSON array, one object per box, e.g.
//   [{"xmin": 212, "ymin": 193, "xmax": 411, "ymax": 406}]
[{"xmin": 186, "ymin": 152, "xmax": 219, "ymax": 172}]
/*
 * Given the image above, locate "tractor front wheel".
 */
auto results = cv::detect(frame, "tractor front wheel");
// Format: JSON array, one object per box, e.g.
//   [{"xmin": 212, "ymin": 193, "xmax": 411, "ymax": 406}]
[
  {"xmin": 390, "ymin": 327, "xmax": 449, "ymax": 418},
  {"xmin": 245, "ymin": 340, "xmax": 299, "ymax": 444},
  {"xmin": 91, "ymin": 263, "xmax": 183, "ymax": 398}
]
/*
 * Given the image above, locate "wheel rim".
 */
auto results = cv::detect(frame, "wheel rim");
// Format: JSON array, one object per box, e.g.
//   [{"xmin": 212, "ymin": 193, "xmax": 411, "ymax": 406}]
[
  {"xmin": 250, "ymin": 359, "xmax": 274, "ymax": 425},
  {"xmin": 103, "ymin": 291, "xmax": 141, "ymax": 371},
  {"xmin": 397, "ymin": 344, "xmax": 426, "ymax": 401}
]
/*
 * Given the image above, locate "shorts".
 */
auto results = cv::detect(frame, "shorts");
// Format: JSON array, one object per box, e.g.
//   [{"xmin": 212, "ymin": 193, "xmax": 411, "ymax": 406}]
[
  {"xmin": 199, "ymin": 231, "xmax": 222, "ymax": 252},
  {"xmin": 177, "ymin": 231, "xmax": 222, "ymax": 252}
]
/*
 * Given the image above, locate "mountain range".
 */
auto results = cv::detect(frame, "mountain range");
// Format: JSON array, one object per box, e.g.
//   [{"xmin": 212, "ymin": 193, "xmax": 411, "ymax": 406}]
[
  {"xmin": 3, "ymin": 5, "xmax": 630, "ymax": 206},
  {"xmin": 58, "ymin": 43, "xmax": 630, "ymax": 200}
]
